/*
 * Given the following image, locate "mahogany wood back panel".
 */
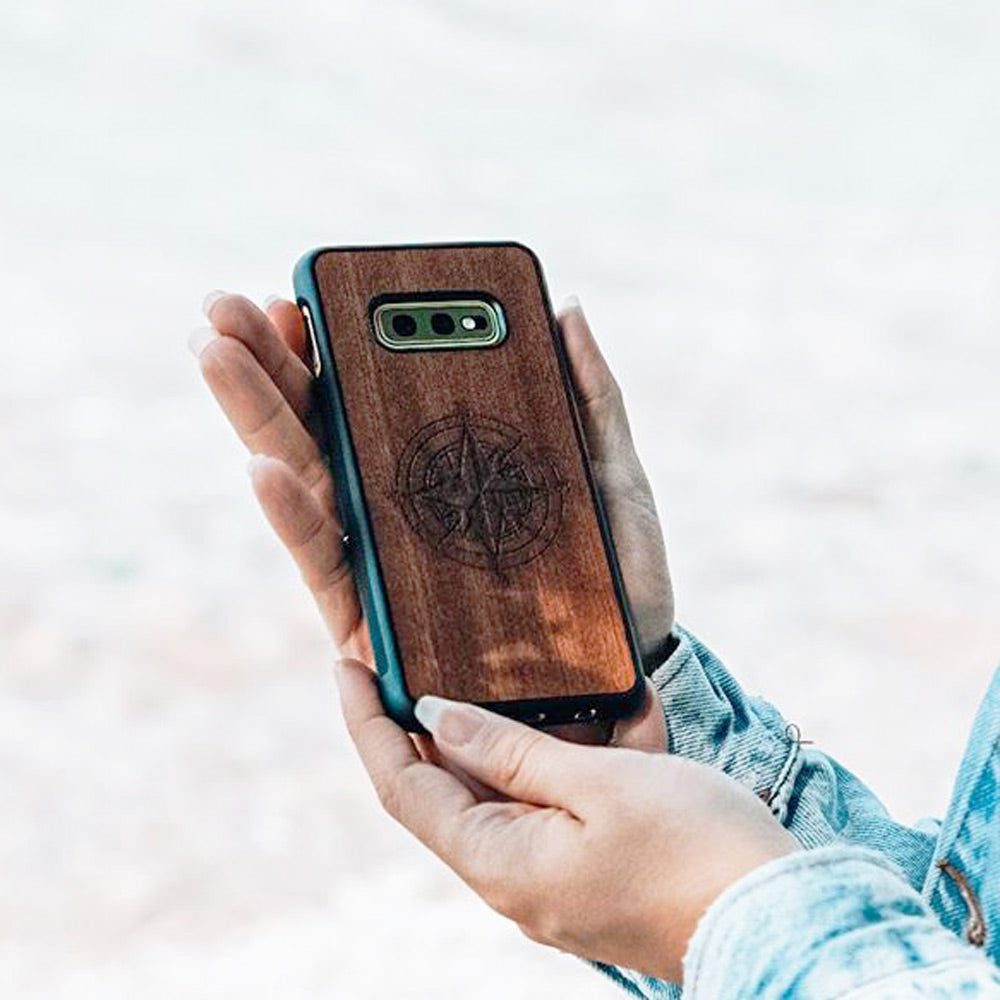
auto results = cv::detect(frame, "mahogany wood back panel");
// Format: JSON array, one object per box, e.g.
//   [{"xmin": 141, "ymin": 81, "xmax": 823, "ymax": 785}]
[{"xmin": 313, "ymin": 244, "xmax": 636, "ymax": 703}]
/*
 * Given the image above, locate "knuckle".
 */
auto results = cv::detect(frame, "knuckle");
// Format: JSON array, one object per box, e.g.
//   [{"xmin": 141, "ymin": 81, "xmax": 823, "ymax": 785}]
[
  {"xmin": 300, "ymin": 455, "xmax": 330, "ymax": 494},
  {"xmin": 310, "ymin": 559, "xmax": 352, "ymax": 597},
  {"xmin": 270, "ymin": 347, "xmax": 292, "ymax": 383},
  {"xmin": 197, "ymin": 340, "xmax": 225, "ymax": 379},
  {"xmin": 244, "ymin": 398, "xmax": 284, "ymax": 439},
  {"xmin": 295, "ymin": 457, "xmax": 337, "ymax": 518},
  {"xmin": 291, "ymin": 511, "xmax": 327, "ymax": 552},
  {"xmin": 489, "ymin": 730, "xmax": 543, "ymax": 791},
  {"xmin": 199, "ymin": 334, "xmax": 248, "ymax": 383}
]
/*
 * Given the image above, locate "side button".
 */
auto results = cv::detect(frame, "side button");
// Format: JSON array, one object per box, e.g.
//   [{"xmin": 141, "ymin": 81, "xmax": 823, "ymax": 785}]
[{"xmin": 300, "ymin": 302, "xmax": 322, "ymax": 377}]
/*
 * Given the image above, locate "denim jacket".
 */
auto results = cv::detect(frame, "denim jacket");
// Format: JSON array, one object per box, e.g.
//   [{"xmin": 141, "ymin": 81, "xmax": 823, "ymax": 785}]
[{"xmin": 591, "ymin": 626, "xmax": 1000, "ymax": 998}]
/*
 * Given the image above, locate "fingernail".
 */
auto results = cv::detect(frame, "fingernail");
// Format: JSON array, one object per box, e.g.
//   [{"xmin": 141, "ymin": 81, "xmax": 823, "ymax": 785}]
[
  {"xmin": 246, "ymin": 453, "xmax": 274, "ymax": 477},
  {"xmin": 415, "ymin": 695, "xmax": 485, "ymax": 745},
  {"xmin": 202, "ymin": 289, "xmax": 227, "ymax": 318},
  {"xmin": 187, "ymin": 326, "xmax": 219, "ymax": 358},
  {"xmin": 263, "ymin": 294, "xmax": 283, "ymax": 310},
  {"xmin": 560, "ymin": 294, "xmax": 582, "ymax": 313}
]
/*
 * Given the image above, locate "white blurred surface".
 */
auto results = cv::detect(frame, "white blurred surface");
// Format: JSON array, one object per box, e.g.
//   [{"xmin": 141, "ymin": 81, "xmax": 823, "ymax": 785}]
[{"xmin": 1, "ymin": 1, "xmax": 999, "ymax": 996}]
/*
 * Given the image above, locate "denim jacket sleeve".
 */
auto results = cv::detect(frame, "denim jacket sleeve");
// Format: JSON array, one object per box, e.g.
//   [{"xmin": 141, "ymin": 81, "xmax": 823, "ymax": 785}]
[
  {"xmin": 588, "ymin": 626, "xmax": 940, "ymax": 998},
  {"xmin": 683, "ymin": 845, "xmax": 1000, "ymax": 999},
  {"xmin": 653, "ymin": 626, "xmax": 937, "ymax": 878}
]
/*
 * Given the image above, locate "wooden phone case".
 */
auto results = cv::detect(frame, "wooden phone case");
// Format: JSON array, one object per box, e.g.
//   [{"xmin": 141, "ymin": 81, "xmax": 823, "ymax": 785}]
[{"xmin": 295, "ymin": 242, "xmax": 643, "ymax": 730}]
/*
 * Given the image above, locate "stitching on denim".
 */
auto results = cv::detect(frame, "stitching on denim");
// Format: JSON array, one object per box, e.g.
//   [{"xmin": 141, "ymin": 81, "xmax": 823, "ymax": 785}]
[
  {"xmin": 937, "ymin": 858, "xmax": 987, "ymax": 948},
  {"xmin": 923, "ymin": 731, "xmax": 1000, "ymax": 910},
  {"xmin": 652, "ymin": 636, "xmax": 791, "ymax": 778},
  {"xmin": 760, "ymin": 722, "xmax": 811, "ymax": 824}
]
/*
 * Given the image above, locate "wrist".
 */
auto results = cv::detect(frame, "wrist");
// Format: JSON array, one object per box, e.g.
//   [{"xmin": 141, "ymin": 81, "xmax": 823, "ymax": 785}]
[
  {"xmin": 633, "ymin": 792, "xmax": 799, "ymax": 983},
  {"xmin": 664, "ymin": 836, "xmax": 799, "ymax": 982}
]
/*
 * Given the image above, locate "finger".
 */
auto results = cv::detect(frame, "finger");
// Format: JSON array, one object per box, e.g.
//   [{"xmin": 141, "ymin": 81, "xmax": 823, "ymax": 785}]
[
  {"xmin": 556, "ymin": 297, "xmax": 634, "ymax": 466},
  {"xmin": 335, "ymin": 658, "xmax": 481, "ymax": 854},
  {"xmin": 556, "ymin": 299, "xmax": 674, "ymax": 661},
  {"xmin": 204, "ymin": 291, "xmax": 313, "ymax": 422},
  {"xmin": 338, "ymin": 662, "xmax": 572, "ymax": 903},
  {"xmin": 610, "ymin": 679, "xmax": 668, "ymax": 753},
  {"xmin": 264, "ymin": 295, "xmax": 308, "ymax": 363},
  {"xmin": 414, "ymin": 697, "xmax": 599, "ymax": 810},
  {"xmin": 249, "ymin": 455, "xmax": 360, "ymax": 649},
  {"xmin": 194, "ymin": 332, "xmax": 333, "ymax": 510},
  {"xmin": 411, "ymin": 733, "xmax": 505, "ymax": 802}
]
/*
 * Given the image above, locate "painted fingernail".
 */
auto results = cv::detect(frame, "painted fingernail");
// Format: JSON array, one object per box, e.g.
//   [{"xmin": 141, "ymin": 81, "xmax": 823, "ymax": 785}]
[
  {"xmin": 202, "ymin": 289, "xmax": 227, "ymax": 318},
  {"xmin": 187, "ymin": 326, "xmax": 219, "ymax": 358},
  {"xmin": 415, "ymin": 695, "xmax": 485, "ymax": 745},
  {"xmin": 560, "ymin": 294, "xmax": 582, "ymax": 313},
  {"xmin": 263, "ymin": 294, "xmax": 283, "ymax": 310}
]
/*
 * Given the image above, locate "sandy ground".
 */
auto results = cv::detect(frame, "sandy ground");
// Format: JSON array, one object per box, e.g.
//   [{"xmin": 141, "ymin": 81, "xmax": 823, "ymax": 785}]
[{"xmin": 2, "ymin": 1, "xmax": 999, "ymax": 997}]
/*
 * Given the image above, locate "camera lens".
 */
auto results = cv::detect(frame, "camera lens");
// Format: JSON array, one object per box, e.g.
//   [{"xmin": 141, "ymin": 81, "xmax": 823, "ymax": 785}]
[
  {"xmin": 392, "ymin": 313, "xmax": 417, "ymax": 337},
  {"xmin": 431, "ymin": 312, "xmax": 455, "ymax": 335}
]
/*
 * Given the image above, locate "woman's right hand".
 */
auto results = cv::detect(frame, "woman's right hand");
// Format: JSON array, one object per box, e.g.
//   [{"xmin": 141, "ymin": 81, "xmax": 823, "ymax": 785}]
[{"xmin": 333, "ymin": 658, "xmax": 798, "ymax": 984}]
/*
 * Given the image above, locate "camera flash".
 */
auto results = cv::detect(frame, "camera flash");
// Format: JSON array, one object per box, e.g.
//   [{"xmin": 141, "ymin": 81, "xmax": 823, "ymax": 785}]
[{"xmin": 461, "ymin": 316, "xmax": 477, "ymax": 330}]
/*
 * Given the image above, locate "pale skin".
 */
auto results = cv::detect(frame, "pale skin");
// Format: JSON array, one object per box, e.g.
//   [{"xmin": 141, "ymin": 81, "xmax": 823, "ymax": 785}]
[{"xmin": 190, "ymin": 292, "xmax": 798, "ymax": 982}]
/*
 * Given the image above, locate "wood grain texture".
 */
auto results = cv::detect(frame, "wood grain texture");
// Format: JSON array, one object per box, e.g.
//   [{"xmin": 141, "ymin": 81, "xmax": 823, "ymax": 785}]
[{"xmin": 314, "ymin": 244, "xmax": 636, "ymax": 703}]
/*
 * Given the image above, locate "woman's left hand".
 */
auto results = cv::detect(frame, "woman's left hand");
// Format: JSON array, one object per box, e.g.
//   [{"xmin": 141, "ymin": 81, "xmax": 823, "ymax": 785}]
[{"xmin": 335, "ymin": 657, "xmax": 798, "ymax": 984}]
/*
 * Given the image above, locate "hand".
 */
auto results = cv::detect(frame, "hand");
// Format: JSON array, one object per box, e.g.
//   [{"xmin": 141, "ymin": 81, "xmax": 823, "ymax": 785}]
[
  {"xmin": 190, "ymin": 290, "xmax": 674, "ymax": 748},
  {"xmin": 557, "ymin": 297, "xmax": 674, "ymax": 666},
  {"xmin": 190, "ymin": 291, "xmax": 373, "ymax": 665},
  {"xmin": 335, "ymin": 657, "xmax": 798, "ymax": 983},
  {"xmin": 190, "ymin": 290, "xmax": 673, "ymax": 662}
]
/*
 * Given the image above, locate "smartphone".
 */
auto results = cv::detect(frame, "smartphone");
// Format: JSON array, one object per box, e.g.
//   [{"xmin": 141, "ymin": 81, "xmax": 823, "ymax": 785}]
[{"xmin": 293, "ymin": 242, "xmax": 644, "ymax": 731}]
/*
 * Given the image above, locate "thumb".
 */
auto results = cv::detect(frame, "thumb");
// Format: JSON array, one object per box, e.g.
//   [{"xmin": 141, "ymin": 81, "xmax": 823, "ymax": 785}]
[{"xmin": 414, "ymin": 696, "xmax": 594, "ymax": 808}]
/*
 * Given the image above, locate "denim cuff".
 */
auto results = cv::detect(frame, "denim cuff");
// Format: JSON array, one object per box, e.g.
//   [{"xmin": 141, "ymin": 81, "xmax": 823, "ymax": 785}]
[
  {"xmin": 683, "ymin": 844, "xmax": 973, "ymax": 1000},
  {"xmin": 649, "ymin": 625, "xmax": 804, "ymax": 823}
]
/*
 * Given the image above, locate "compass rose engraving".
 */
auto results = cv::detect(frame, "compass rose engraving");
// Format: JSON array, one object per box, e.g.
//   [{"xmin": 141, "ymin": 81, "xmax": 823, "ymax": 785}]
[{"xmin": 392, "ymin": 407, "xmax": 567, "ymax": 575}]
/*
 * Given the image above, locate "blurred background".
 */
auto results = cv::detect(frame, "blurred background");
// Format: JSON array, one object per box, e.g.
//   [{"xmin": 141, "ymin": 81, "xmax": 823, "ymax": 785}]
[{"xmin": 2, "ymin": 1, "xmax": 999, "ymax": 996}]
